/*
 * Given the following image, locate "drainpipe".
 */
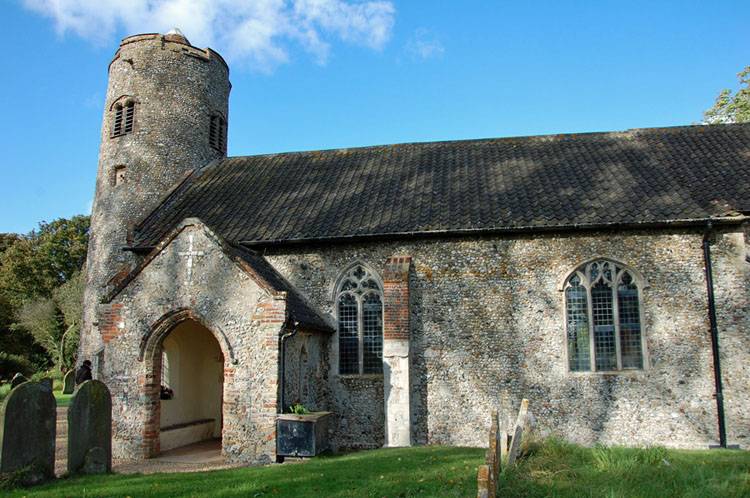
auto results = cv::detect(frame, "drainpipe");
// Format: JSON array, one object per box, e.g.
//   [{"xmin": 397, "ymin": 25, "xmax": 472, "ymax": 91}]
[
  {"xmin": 702, "ymin": 222, "xmax": 727, "ymax": 449},
  {"xmin": 279, "ymin": 320, "xmax": 299, "ymax": 415}
]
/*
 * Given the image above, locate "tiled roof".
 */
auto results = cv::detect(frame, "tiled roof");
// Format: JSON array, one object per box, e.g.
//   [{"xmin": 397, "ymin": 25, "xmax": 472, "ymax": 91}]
[
  {"xmin": 133, "ymin": 123, "xmax": 750, "ymax": 248},
  {"xmin": 224, "ymin": 244, "xmax": 333, "ymax": 332},
  {"xmin": 105, "ymin": 221, "xmax": 333, "ymax": 332}
]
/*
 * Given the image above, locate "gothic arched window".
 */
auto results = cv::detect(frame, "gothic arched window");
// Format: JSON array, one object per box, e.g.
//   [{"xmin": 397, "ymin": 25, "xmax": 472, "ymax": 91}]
[
  {"xmin": 564, "ymin": 259, "xmax": 646, "ymax": 372},
  {"xmin": 335, "ymin": 263, "xmax": 383, "ymax": 375},
  {"xmin": 112, "ymin": 100, "xmax": 135, "ymax": 137}
]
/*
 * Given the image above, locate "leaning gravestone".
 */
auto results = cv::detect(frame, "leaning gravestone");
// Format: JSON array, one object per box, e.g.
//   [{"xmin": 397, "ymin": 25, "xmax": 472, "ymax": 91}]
[
  {"xmin": 10, "ymin": 373, "xmax": 28, "ymax": 389},
  {"xmin": 62, "ymin": 370, "xmax": 75, "ymax": 394},
  {"xmin": 68, "ymin": 380, "xmax": 112, "ymax": 474},
  {"xmin": 0, "ymin": 381, "xmax": 56, "ymax": 485}
]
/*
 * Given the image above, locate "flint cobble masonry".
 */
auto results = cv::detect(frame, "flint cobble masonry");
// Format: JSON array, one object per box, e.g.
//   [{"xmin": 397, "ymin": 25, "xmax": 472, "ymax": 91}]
[
  {"xmin": 76, "ymin": 29, "xmax": 749, "ymax": 465},
  {"xmin": 264, "ymin": 226, "xmax": 749, "ymax": 449}
]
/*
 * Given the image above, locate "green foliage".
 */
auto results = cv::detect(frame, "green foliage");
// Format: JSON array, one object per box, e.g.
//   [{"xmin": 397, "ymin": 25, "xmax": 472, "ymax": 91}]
[
  {"xmin": 14, "ymin": 271, "xmax": 84, "ymax": 373},
  {"xmin": 0, "ymin": 215, "xmax": 89, "ymax": 308},
  {"xmin": 0, "ymin": 234, "xmax": 20, "ymax": 255},
  {"xmin": 0, "ymin": 215, "xmax": 89, "ymax": 377},
  {"xmin": 0, "ymin": 383, "xmax": 11, "ymax": 404},
  {"xmin": 499, "ymin": 438, "xmax": 750, "ymax": 498},
  {"xmin": 0, "ymin": 463, "xmax": 50, "ymax": 490},
  {"xmin": 3, "ymin": 446, "xmax": 484, "ymax": 497},
  {"xmin": 289, "ymin": 402, "xmax": 310, "ymax": 415},
  {"xmin": 0, "ymin": 352, "xmax": 33, "ymax": 380},
  {"xmin": 704, "ymin": 66, "xmax": 750, "ymax": 124}
]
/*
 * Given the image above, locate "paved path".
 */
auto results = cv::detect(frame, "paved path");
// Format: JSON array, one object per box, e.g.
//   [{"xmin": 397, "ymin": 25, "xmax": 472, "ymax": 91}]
[
  {"xmin": 54, "ymin": 407, "xmax": 68, "ymax": 476},
  {"xmin": 115, "ymin": 439, "xmax": 244, "ymax": 475},
  {"xmin": 55, "ymin": 410, "xmax": 240, "ymax": 476}
]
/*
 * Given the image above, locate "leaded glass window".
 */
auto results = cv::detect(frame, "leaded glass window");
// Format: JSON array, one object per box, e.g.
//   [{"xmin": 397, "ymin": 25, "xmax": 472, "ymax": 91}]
[
  {"xmin": 335, "ymin": 264, "xmax": 383, "ymax": 375},
  {"xmin": 564, "ymin": 259, "xmax": 645, "ymax": 372}
]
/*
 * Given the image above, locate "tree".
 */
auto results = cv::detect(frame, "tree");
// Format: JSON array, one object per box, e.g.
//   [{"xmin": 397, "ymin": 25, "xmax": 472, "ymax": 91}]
[
  {"xmin": 14, "ymin": 271, "xmax": 84, "ymax": 373},
  {"xmin": 703, "ymin": 66, "xmax": 750, "ymax": 124},
  {"xmin": 0, "ymin": 215, "xmax": 89, "ymax": 308},
  {"xmin": 53, "ymin": 271, "xmax": 84, "ymax": 370},
  {"xmin": 0, "ymin": 215, "xmax": 89, "ymax": 375}
]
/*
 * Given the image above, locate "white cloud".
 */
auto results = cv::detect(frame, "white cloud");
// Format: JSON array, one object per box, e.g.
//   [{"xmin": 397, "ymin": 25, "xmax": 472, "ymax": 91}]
[
  {"xmin": 405, "ymin": 27, "xmax": 444, "ymax": 60},
  {"xmin": 22, "ymin": 0, "xmax": 395, "ymax": 71}
]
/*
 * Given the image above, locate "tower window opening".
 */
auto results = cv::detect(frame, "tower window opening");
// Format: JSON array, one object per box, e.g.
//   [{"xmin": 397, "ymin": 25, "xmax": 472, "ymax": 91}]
[
  {"xmin": 112, "ymin": 101, "xmax": 135, "ymax": 138},
  {"xmin": 123, "ymin": 102, "xmax": 135, "ymax": 134},
  {"xmin": 113, "ymin": 165, "xmax": 127, "ymax": 186},
  {"xmin": 209, "ymin": 114, "xmax": 227, "ymax": 153}
]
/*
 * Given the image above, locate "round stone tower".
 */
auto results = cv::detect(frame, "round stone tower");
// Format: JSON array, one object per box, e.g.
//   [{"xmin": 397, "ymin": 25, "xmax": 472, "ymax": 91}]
[{"xmin": 80, "ymin": 30, "xmax": 231, "ymax": 362}]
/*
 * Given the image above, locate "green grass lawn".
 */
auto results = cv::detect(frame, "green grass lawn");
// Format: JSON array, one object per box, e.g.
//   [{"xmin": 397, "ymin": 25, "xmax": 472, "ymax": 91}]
[
  {"xmin": 500, "ymin": 438, "xmax": 750, "ymax": 498},
  {"xmin": 4, "ymin": 440, "xmax": 749, "ymax": 497},
  {"xmin": 6, "ymin": 446, "xmax": 484, "ymax": 498},
  {"xmin": 54, "ymin": 391, "xmax": 73, "ymax": 407}
]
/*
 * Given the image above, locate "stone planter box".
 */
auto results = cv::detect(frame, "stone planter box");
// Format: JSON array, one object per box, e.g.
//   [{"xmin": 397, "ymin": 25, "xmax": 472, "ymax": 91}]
[{"xmin": 276, "ymin": 412, "xmax": 332, "ymax": 457}]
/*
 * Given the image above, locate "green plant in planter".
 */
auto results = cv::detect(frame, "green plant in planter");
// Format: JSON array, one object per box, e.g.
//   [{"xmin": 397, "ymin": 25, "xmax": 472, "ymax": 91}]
[{"xmin": 289, "ymin": 403, "xmax": 309, "ymax": 415}]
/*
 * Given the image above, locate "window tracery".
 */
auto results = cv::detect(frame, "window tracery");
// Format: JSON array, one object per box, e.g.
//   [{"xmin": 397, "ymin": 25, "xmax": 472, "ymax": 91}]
[
  {"xmin": 564, "ymin": 259, "xmax": 645, "ymax": 372},
  {"xmin": 335, "ymin": 264, "xmax": 383, "ymax": 375}
]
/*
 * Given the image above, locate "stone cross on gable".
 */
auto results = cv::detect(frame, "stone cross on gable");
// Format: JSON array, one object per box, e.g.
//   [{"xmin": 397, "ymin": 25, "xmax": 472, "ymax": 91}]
[{"xmin": 178, "ymin": 234, "xmax": 204, "ymax": 285}]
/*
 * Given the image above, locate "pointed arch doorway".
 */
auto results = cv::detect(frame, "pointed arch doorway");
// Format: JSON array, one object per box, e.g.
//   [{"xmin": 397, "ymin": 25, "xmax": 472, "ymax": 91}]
[{"xmin": 143, "ymin": 311, "xmax": 228, "ymax": 458}]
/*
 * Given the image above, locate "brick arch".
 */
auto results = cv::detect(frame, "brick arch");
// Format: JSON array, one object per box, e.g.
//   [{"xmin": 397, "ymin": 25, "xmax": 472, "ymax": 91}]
[
  {"xmin": 139, "ymin": 308, "xmax": 236, "ymax": 458},
  {"xmin": 139, "ymin": 307, "xmax": 236, "ymax": 364}
]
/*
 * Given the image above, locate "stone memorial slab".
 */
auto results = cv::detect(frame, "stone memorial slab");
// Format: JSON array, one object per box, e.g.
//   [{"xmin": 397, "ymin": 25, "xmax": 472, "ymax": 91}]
[
  {"xmin": 68, "ymin": 380, "xmax": 112, "ymax": 474},
  {"xmin": 63, "ymin": 370, "xmax": 75, "ymax": 394},
  {"xmin": 10, "ymin": 373, "xmax": 28, "ymax": 389},
  {"xmin": 507, "ymin": 398, "xmax": 529, "ymax": 467},
  {"xmin": 0, "ymin": 381, "xmax": 56, "ymax": 484}
]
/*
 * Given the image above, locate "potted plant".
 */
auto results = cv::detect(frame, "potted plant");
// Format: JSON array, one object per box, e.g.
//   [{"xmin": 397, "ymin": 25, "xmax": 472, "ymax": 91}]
[{"xmin": 276, "ymin": 403, "xmax": 332, "ymax": 457}]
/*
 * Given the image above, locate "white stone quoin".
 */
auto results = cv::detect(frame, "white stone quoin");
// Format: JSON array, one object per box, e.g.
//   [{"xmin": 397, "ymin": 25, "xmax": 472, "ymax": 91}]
[{"xmin": 383, "ymin": 339, "xmax": 411, "ymax": 447}]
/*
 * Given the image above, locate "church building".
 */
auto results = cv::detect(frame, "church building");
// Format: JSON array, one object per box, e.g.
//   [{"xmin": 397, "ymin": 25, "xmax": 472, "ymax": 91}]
[{"xmin": 79, "ymin": 30, "xmax": 749, "ymax": 463}]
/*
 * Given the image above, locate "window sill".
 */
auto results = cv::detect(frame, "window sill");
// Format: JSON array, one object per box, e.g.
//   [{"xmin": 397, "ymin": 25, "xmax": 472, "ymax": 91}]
[
  {"xmin": 337, "ymin": 374, "xmax": 384, "ymax": 381},
  {"xmin": 567, "ymin": 369, "xmax": 646, "ymax": 377}
]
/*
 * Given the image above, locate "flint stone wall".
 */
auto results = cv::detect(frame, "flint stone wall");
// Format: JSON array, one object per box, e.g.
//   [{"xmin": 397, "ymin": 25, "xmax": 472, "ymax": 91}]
[
  {"xmin": 80, "ymin": 33, "xmax": 230, "ymax": 364},
  {"xmin": 0, "ymin": 381, "xmax": 56, "ymax": 482},
  {"xmin": 68, "ymin": 380, "xmax": 112, "ymax": 474},
  {"xmin": 283, "ymin": 331, "xmax": 331, "ymax": 414},
  {"xmin": 98, "ymin": 224, "xmax": 283, "ymax": 464},
  {"xmin": 265, "ymin": 226, "xmax": 750, "ymax": 449}
]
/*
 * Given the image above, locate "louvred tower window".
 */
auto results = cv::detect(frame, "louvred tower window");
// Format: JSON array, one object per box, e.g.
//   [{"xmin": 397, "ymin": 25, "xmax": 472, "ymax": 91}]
[
  {"xmin": 111, "ymin": 101, "xmax": 135, "ymax": 137},
  {"xmin": 209, "ymin": 114, "xmax": 227, "ymax": 153}
]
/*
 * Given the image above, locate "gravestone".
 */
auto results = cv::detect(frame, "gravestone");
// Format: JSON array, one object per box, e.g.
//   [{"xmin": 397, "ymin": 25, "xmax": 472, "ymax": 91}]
[
  {"xmin": 507, "ymin": 399, "xmax": 529, "ymax": 467},
  {"xmin": 40, "ymin": 378, "xmax": 53, "ymax": 391},
  {"xmin": 10, "ymin": 373, "xmax": 28, "ymax": 389},
  {"xmin": 68, "ymin": 380, "xmax": 112, "ymax": 474},
  {"xmin": 0, "ymin": 381, "xmax": 56, "ymax": 485},
  {"xmin": 63, "ymin": 370, "xmax": 75, "ymax": 394}
]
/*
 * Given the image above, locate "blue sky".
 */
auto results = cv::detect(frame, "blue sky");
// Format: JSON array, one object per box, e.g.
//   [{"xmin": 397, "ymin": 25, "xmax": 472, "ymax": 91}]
[{"xmin": 1, "ymin": 0, "xmax": 748, "ymax": 234}]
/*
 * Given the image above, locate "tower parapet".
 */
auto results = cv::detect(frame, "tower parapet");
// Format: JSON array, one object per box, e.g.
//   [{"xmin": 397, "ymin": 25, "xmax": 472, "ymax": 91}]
[{"xmin": 80, "ymin": 31, "xmax": 231, "ymax": 364}]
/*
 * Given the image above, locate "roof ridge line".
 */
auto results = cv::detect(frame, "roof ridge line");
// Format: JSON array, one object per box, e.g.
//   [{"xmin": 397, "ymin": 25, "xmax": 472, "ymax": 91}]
[{"xmin": 225, "ymin": 123, "xmax": 750, "ymax": 161}]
